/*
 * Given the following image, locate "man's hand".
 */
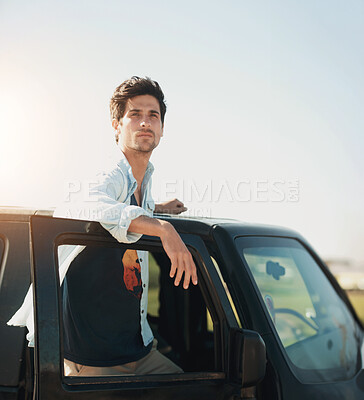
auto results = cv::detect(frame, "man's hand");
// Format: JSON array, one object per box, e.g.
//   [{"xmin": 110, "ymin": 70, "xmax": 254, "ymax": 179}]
[
  {"xmin": 159, "ymin": 221, "xmax": 198, "ymax": 289},
  {"xmin": 128, "ymin": 216, "xmax": 198, "ymax": 289},
  {"xmin": 154, "ymin": 198, "xmax": 187, "ymax": 215}
]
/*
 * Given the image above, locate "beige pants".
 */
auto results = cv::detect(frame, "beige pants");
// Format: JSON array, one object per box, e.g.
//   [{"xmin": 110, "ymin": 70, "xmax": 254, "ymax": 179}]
[{"xmin": 64, "ymin": 339, "xmax": 183, "ymax": 376}]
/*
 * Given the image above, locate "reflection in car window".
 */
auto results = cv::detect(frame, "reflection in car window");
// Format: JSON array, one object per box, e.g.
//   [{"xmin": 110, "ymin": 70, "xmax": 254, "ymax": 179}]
[
  {"xmin": 236, "ymin": 237, "xmax": 363, "ymax": 384},
  {"xmin": 244, "ymin": 249, "xmax": 317, "ymax": 347}
]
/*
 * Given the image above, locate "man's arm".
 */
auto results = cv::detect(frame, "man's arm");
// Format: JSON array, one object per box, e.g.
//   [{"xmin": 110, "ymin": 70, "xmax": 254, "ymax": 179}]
[
  {"xmin": 129, "ymin": 215, "xmax": 198, "ymax": 289},
  {"xmin": 56, "ymin": 169, "xmax": 196, "ymax": 288},
  {"xmin": 55, "ymin": 169, "xmax": 149, "ymax": 244}
]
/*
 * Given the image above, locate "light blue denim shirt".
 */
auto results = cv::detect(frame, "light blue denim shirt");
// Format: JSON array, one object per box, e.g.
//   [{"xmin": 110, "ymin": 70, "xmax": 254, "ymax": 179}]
[{"xmin": 53, "ymin": 151, "xmax": 155, "ymax": 347}]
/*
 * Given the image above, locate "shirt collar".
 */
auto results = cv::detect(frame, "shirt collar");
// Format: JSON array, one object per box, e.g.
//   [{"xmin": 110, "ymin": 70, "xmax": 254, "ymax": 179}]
[{"xmin": 116, "ymin": 151, "xmax": 154, "ymax": 187}]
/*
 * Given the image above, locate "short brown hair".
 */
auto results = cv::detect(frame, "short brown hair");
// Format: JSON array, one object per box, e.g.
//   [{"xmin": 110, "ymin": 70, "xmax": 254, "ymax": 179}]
[{"xmin": 110, "ymin": 76, "xmax": 167, "ymax": 125}]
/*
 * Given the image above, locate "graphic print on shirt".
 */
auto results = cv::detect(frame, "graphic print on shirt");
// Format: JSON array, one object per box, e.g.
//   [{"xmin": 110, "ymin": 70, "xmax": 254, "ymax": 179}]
[{"xmin": 122, "ymin": 250, "xmax": 142, "ymax": 299}]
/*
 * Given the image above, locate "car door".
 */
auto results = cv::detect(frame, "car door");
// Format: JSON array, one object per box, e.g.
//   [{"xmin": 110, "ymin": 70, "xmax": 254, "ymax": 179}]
[
  {"xmin": 30, "ymin": 214, "xmax": 243, "ymax": 400},
  {"xmin": 217, "ymin": 230, "xmax": 364, "ymax": 400}
]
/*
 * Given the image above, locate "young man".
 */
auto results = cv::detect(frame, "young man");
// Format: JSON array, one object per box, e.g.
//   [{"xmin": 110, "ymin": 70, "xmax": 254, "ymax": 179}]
[{"xmin": 60, "ymin": 76, "xmax": 198, "ymax": 376}]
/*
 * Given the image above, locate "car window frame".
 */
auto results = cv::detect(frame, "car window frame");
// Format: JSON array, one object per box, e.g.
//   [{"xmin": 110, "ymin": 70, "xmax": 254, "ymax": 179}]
[
  {"xmin": 0, "ymin": 233, "xmax": 7, "ymax": 286},
  {"xmin": 30, "ymin": 215, "xmax": 240, "ymax": 398},
  {"xmin": 57, "ymin": 234, "xmax": 232, "ymax": 384}
]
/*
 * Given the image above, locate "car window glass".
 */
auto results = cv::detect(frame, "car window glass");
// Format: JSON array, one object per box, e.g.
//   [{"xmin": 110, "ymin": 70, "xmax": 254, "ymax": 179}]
[
  {"xmin": 148, "ymin": 253, "xmax": 160, "ymax": 317},
  {"xmin": 243, "ymin": 248, "xmax": 317, "ymax": 346},
  {"xmin": 236, "ymin": 237, "xmax": 363, "ymax": 384}
]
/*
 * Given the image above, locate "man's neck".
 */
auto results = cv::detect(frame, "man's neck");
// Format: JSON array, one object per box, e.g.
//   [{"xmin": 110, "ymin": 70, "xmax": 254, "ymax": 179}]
[{"xmin": 121, "ymin": 148, "xmax": 151, "ymax": 187}]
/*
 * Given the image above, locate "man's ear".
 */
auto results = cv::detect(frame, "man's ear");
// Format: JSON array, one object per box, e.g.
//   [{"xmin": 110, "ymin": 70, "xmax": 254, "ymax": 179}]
[
  {"xmin": 112, "ymin": 118, "xmax": 119, "ymax": 131},
  {"xmin": 112, "ymin": 119, "xmax": 121, "ymax": 144},
  {"xmin": 161, "ymin": 123, "xmax": 164, "ymax": 137}
]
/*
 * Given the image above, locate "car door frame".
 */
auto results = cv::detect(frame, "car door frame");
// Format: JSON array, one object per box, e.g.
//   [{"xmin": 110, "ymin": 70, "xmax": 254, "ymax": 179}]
[{"xmin": 30, "ymin": 215, "xmax": 242, "ymax": 400}]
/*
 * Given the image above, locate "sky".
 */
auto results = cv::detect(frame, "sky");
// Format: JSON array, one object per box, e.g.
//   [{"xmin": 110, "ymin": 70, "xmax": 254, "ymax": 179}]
[{"xmin": 0, "ymin": 0, "xmax": 363, "ymax": 264}]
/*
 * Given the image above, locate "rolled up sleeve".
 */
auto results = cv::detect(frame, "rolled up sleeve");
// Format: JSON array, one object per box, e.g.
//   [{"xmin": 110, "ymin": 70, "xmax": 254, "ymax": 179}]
[{"xmin": 54, "ymin": 168, "xmax": 150, "ymax": 243}]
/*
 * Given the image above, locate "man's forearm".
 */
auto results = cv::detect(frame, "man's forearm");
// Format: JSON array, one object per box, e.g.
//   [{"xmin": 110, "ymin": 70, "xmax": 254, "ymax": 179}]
[{"xmin": 128, "ymin": 215, "xmax": 171, "ymax": 238}]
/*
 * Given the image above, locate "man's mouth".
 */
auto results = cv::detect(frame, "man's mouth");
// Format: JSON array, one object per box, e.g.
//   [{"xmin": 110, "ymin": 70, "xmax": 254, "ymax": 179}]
[{"xmin": 137, "ymin": 129, "xmax": 154, "ymax": 138}]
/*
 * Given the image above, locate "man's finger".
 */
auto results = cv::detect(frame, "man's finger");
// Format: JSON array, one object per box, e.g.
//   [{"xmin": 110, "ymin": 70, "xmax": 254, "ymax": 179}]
[
  {"xmin": 191, "ymin": 259, "xmax": 198, "ymax": 285},
  {"xmin": 169, "ymin": 258, "xmax": 178, "ymax": 278},
  {"xmin": 174, "ymin": 206, "xmax": 187, "ymax": 214},
  {"xmin": 174, "ymin": 200, "xmax": 186, "ymax": 209},
  {"xmin": 183, "ymin": 259, "xmax": 192, "ymax": 289},
  {"xmin": 174, "ymin": 258, "xmax": 184, "ymax": 286}
]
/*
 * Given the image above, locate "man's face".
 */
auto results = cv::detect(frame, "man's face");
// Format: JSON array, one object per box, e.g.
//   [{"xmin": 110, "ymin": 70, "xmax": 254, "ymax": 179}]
[{"xmin": 114, "ymin": 95, "xmax": 163, "ymax": 154}]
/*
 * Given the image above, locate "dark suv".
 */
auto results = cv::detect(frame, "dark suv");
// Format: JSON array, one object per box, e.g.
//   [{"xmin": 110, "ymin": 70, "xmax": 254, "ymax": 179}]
[{"xmin": 1, "ymin": 207, "xmax": 363, "ymax": 399}]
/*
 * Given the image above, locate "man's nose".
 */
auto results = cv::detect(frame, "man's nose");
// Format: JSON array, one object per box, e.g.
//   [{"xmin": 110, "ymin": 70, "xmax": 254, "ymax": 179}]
[{"xmin": 140, "ymin": 116, "xmax": 151, "ymax": 127}]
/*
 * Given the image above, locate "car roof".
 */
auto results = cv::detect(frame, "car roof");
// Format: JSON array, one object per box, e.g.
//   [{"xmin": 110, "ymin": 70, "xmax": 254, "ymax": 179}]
[
  {"xmin": 0, "ymin": 206, "xmax": 54, "ymax": 221},
  {"xmin": 156, "ymin": 213, "xmax": 303, "ymax": 240},
  {"xmin": 0, "ymin": 206, "xmax": 302, "ymax": 240}
]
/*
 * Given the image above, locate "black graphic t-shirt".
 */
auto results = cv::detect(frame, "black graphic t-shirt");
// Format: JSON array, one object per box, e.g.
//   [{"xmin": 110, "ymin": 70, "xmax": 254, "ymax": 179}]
[{"xmin": 62, "ymin": 194, "xmax": 152, "ymax": 366}]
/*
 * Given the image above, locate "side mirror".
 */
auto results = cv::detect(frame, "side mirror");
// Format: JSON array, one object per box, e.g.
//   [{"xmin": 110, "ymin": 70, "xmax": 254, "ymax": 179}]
[{"xmin": 228, "ymin": 328, "xmax": 266, "ymax": 388}]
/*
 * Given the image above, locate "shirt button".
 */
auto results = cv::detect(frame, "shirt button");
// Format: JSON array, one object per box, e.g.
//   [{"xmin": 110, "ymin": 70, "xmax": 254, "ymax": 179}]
[
  {"xmin": 143, "ymin": 284, "xmax": 146, "ymax": 288},
  {"xmin": 139, "ymin": 258, "xmax": 143, "ymax": 262},
  {"xmin": 141, "ymin": 310, "xmax": 144, "ymax": 314}
]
